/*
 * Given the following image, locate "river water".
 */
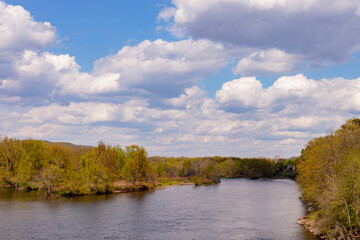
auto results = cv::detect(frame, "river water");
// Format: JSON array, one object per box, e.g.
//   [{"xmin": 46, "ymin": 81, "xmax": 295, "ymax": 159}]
[{"xmin": 0, "ymin": 178, "xmax": 317, "ymax": 240}]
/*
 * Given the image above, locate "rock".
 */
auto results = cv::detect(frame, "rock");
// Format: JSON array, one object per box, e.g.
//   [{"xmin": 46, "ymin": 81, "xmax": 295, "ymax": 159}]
[
  {"xmin": 297, "ymin": 215, "xmax": 325, "ymax": 238},
  {"xmin": 308, "ymin": 205, "xmax": 318, "ymax": 212}
]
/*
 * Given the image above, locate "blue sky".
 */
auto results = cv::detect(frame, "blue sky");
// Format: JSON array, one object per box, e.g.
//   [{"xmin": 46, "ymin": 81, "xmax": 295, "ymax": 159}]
[
  {"xmin": 5, "ymin": 1, "xmax": 171, "ymax": 70},
  {"xmin": 1, "ymin": 0, "xmax": 360, "ymax": 157}
]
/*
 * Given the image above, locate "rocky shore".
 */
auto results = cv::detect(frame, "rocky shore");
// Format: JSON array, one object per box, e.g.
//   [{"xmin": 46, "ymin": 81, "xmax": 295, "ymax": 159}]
[
  {"xmin": 297, "ymin": 215, "xmax": 325, "ymax": 239},
  {"xmin": 297, "ymin": 214, "xmax": 360, "ymax": 240}
]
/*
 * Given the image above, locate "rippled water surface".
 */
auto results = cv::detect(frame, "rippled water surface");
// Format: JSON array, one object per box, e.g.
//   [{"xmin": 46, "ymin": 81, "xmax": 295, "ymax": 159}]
[{"xmin": 0, "ymin": 178, "xmax": 317, "ymax": 240}]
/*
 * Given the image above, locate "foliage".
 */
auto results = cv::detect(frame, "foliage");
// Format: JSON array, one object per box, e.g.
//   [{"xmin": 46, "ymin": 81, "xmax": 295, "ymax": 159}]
[
  {"xmin": 297, "ymin": 118, "xmax": 360, "ymax": 238},
  {"xmin": 0, "ymin": 137, "xmax": 294, "ymax": 197},
  {"xmin": 123, "ymin": 145, "xmax": 149, "ymax": 184}
]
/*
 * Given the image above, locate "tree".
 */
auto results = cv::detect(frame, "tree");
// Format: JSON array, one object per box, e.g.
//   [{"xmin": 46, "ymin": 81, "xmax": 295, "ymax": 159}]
[
  {"xmin": 41, "ymin": 165, "xmax": 61, "ymax": 196},
  {"xmin": 94, "ymin": 141, "xmax": 121, "ymax": 181},
  {"xmin": 297, "ymin": 118, "xmax": 360, "ymax": 238},
  {"xmin": 21, "ymin": 139, "xmax": 48, "ymax": 171},
  {"xmin": 0, "ymin": 136, "xmax": 22, "ymax": 173},
  {"xmin": 123, "ymin": 145, "xmax": 149, "ymax": 184},
  {"xmin": 113, "ymin": 145, "xmax": 126, "ymax": 169}
]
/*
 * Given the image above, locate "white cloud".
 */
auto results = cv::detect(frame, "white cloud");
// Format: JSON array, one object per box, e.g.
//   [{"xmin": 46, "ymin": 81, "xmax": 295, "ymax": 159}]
[
  {"xmin": 0, "ymin": 37, "xmax": 243, "ymax": 101},
  {"xmin": 21, "ymin": 102, "xmax": 118, "ymax": 125},
  {"xmin": 215, "ymin": 77, "xmax": 265, "ymax": 107},
  {"xmin": 234, "ymin": 49, "xmax": 302, "ymax": 76},
  {"xmin": 93, "ymin": 39, "xmax": 233, "ymax": 96},
  {"xmin": 16, "ymin": 99, "xmax": 188, "ymax": 127},
  {"xmin": 2, "ymin": 73, "xmax": 357, "ymax": 157},
  {"xmin": 0, "ymin": 2, "xmax": 120, "ymax": 100},
  {"xmin": 1, "ymin": 2, "xmax": 258, "ymax": 100},
  {"xmin": 216, "ymin": 74, "xmax": 360, "ymax": 114},
  {"xmin": 0, "ymin": 50, "xmax": 69, "ymax": 100},
  {"xmin": 12, "ymin": 123, "xmax": 68, "ymax": 140},
  {"xmin": 167, "ymin": 86, "xmax": 206, "ymax": 108},
  {"xmin": 166, "ymin": 0, "xmax": 359, "ymax": 20},
  {"xmin": 58, "ymin": 72, "xmax": 121, "ymax": 96},
  {"xmin": 157, "ymin": 7, "xmax": 176, "ymax": 22},
  {"xmin": 162, "ymin": 0, "xmax": 360, "ymax": 66},
  {"xmin": 263, "ymin": 74, "xmax": 318, "ymax": 107},
  {"xmin": 0, "ymin": 2, "xmax": 56, "ymax": 53},
  {"xmin": 1, "ymin": 1, "xmax": 360, "ymax": 158},
  {"xmin": 0, "ymin": 49, "xmax": 123, "ymax": 99}
]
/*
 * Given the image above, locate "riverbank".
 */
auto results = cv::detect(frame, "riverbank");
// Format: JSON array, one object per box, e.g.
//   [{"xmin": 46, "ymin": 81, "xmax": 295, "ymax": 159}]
[
  {"xmin": 296, "ymin": 119, "xmax": 360, "ymax": 239},
  {"xmin": 107, "ymin": 177, "xmax": 220, "ymax": 193},
  {"xmin": 296, "ymin": 198, "xmax": 333, "ymax": 239},
  {"xmin": 297, "ymin": 215, "xmax": 324, "ymax": 239},
  {"xmin": 297, "ymin": 212, "xmax": 360, "ymax": 239},
  {"xmin": 112, "ymin": 178, "xmax": 195, "ymax": 193},
  {"xmin": 0, "ymin": 175, "xmax": 299, "ymax": 197},
  {"xmin": 0, "ymin": 177, "xmax": 219, "ymax": 197}
]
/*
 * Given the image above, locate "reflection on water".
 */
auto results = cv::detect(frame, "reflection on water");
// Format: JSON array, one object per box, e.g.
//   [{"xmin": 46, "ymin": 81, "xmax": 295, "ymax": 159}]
[{"xmin": 0, "ymin": 179, "xmax": 318, "ymax": 240}]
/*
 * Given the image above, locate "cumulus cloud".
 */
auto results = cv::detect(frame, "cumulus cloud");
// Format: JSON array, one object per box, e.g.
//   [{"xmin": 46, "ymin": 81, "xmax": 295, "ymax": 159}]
[
  {"xmin": 157, "ymin": 7, "xmax": 176, "ymax": 22},
  {"xmin": 21, "ymin": 102, "xmax": 118, "ymax": 125},
  {"xmin": 0, "ymin": 2, "xmax": 56, "ymax": 53},
  {"xmin": 1, "ymin": 1, "xmax": 359, "ymax": 158},
  {"xmin": 167, "ymin": 86, "xmax": 206, "ymax": 109},
  {"xmin": 58, "ymin": 72, "xmax": 121, "ymax": 96},
  {"xmin": 15, "ymin": 99, "xmax": 187, "ymax": 127},
  {"xmin": 0, "ymin": 2, "xmax": 59, "ymax": 103},
  {"xmin": 216, "ymin": 77, "xmax": 265, "ymax": 108},
  {"xmin": 161, "ymin": 0, "xmax": 360, "ymax": 67},
  {"xmin": 216, "ymin": 74, "xmax": 360, "ymax": 114},
  {"xmin": 1, "ymin": 2, "xmax": 256, "ymax": 101},
  {"xmin": 234, "ymin": 49, "xmax": 302, "ymax": 76},
  {"xmin": 0, "ymin": 26, "xmax": 242, "ymax": 103},
  {"xmin": 0, "ymin": 49, "xmax": 121, "ymax": 104},
  {"xmin": 0, "ymin": 50, "xmax": 69, "ymax": 101},
  {"xmin": 2, "ymin": 72, "xmax": 357, "ymax": 157},
  {"xmin": 93, "ymin": 39, "xmax": 234, "ymax": 96},
  {"xmin": 0, "ymin": 50, "xmax": 123, "ymax": 100}
]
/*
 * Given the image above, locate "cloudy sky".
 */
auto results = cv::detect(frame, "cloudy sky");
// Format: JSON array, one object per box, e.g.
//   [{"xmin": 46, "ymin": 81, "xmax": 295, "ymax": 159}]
[{"xmin": 1, "ymin": 0, "xmax": 360, "ymax": 157}]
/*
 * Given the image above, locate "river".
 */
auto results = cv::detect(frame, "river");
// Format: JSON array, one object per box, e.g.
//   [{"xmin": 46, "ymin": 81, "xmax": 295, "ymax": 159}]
[{"xmin": 0, "ymin": 178, "xmax": 317, "ymax": 240}]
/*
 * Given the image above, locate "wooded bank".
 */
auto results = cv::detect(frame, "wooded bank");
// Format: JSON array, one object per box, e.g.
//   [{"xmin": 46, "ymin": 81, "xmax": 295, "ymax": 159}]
[
  {"xmin": 297, "ymin": 118, "xmax": 360, "ymax": 239},
  {"xmin": 0, "ymin": 137, "xmax": 294, "ymax": 196}
]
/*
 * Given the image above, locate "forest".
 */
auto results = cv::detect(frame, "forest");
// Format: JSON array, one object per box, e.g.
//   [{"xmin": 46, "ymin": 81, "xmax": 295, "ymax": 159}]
[
  {"xmin": 0, "ymin": 136, "xmax": 294, "ymax": 196},
  {"xmin": 297, "ymin": 118, "xmax": 360, "ymax": 239}
]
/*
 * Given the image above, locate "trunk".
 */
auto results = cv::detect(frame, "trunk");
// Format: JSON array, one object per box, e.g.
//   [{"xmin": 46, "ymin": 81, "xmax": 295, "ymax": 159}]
[
  {"xmin": 132, "ymin": 175, "xmax": 136, "ymax": 185},
  {"xmin": 46, "ymin": 183, "xmax": 52, "ymax": 197}
]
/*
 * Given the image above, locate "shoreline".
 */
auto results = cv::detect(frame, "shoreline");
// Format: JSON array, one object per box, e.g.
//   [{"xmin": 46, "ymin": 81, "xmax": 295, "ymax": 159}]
[
  {"xmin": 0, "ymin": 176, "xmax": 297, "ymax": 196},
  {"xmin": 155, "ymin": 181, "xmax": 194, "ymax": 189},
  {"xmin": 297, "ymin": 215, "xmax": 324, "ymax": 239},
  {"xmin": 1, "ymin": 176, "xmax": 296, "ymax": 197},
  {"xmin": 297, "ymin": 213, "xmax": 360, "ymax": 240},
  {"xmin": 296, "ymin": 198, "xmax": 325, "ymax": 239},
  {"xmin": 0, "ymin": 177, "xmax": 218, "ymax": 196}
]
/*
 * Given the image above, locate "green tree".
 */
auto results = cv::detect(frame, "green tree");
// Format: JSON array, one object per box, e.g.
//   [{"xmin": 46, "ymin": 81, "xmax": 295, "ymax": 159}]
[
  {"xmin": 297, "ymin": 118, "xmax": 360, "ymax": 238},
  {"xmin": 21, "ymin": 140, "xmax": 48, "ymax": 171},
  {"xmin": 0, "ymin": 136, "xmax": 22, "ymax": 173},
  {"xmin": 123, "ymin": 145, "xmax": 149, "ymax": 184},
  {"xmin": 113, "ymin": 145, "xmax": 126, "ymax": 170}
]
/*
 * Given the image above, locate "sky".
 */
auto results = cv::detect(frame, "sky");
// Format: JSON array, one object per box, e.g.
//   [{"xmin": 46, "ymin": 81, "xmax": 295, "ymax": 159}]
[{"xmin": 1, "ymin": 0, "xmax": 360, "ymax": 158}]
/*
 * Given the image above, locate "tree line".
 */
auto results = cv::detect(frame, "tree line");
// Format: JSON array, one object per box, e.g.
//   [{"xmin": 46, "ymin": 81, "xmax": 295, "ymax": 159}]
[
  {"xmin": 297, "ymin": 118, "xmax": 360, "ymax": 239},
  {"xmin": 149, "ymin": 155, "xmax": 295, "ymax": 180},
  {"xmin": 0, "ymin": 139, "xmax": 152, "ymax": 196},
  {"xmin": 0, "ymin": 137, "xmax": 295, "ymax": 196}
]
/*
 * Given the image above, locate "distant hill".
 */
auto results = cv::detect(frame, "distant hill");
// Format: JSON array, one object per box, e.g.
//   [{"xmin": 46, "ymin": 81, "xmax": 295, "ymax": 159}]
[{"xmin": 43, "ymin": 140, "xmax": 93, "ymax": 150}]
